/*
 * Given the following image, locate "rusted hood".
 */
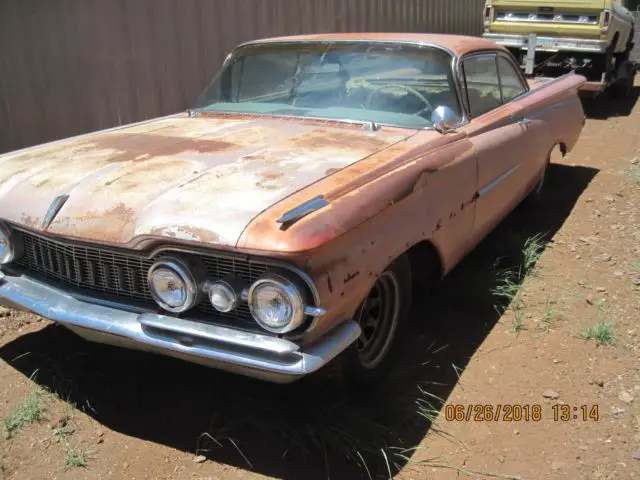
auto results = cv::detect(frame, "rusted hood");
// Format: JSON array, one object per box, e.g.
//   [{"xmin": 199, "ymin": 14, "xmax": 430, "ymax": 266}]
[{"xmin": 0, "ymin": 114, "xmax": 413, "ymax": 246}]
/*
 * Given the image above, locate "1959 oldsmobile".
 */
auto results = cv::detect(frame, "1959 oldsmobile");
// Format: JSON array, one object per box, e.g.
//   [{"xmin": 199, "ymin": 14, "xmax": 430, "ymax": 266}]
[{"xmin": 0, "ymin": 34, "xmax": 586, "ymax": 385}]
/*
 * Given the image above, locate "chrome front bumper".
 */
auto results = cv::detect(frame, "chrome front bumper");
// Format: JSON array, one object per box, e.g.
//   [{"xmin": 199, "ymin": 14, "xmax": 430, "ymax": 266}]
[
  {"xmin": 0, "ymin": 271, "xmax": 361, "ymax": 383},
  {"xmin": 483, "ymin": 33, "xmax": 608, "ymax": 53}
]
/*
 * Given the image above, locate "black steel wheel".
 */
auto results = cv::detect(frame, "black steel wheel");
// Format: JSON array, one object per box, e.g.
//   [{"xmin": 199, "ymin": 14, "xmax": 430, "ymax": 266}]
[{"xmin": 342, "ymin": 254, "xmax": 412, "ymax": 389}]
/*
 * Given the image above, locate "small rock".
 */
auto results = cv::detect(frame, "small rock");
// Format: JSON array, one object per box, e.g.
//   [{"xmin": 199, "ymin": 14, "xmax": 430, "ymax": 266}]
[
  {"xmin": 498, "ymin": 455, "xmax": 506, "ymax": 463},
  {"xmin": 513, "ymin": 429, "xmax": 520, "ymax": 435},
  {"xmin": 551, "ymin": 461, "xmax": 565, "ymax": 471},
  {"xmin": 632, "ymin": 278, "xmax": 640, "ymax": 286},
  {"xmin": 604, "ymin": 195, "xmax": 615, "ymax": 203},
  {"xmin": 619, "ymin": 391, "xmax": 634, "ymax": 404},
  {"xmin": 612, "ymin": 407, "xmax": 625, "ymax": 416},
  {"xmin": 634, "ymin": 448, "xmax": 640, "ymax": 460},
  {"xmin": 123, "ymin": 462, "xmax": 129, "ymax": 469},
  {"xmin": 0, "ymin": 306, "xmax": 10, "ymax": 318},
  {"xmin": 593, "ymin": 380, "xmax": 605, "ymax": 387},
  {"xmin": 631, "ymin": 157, "xmax": 639, "ymax": 165},
  {"xmin": 614, "ymin": 271, "xmax": 624, "ymax": 278},
  {"xmin": 585, "ymin": 198, "xmax": 594, "ymax": 203},
  {"xmin": 97, "ymin": 437, "xmax": 104, "ymax": 445},
  {"xmin": 193, "ymin": 455, "xmax": 207, "ymax": 464},
  {"xmin": 596, "ymin": 287, "xmax": 607, "ymax": 293},
  {"xmin": 96, "ymin": 430, "xmax": 105, "ymax": 438},
  {"xmin": 543, "ymin": 390, "xmax": 560, "ymax": 399},
  {"xmin": 58, "ymin": 425, "xmax": 75, "ymax": 436}
]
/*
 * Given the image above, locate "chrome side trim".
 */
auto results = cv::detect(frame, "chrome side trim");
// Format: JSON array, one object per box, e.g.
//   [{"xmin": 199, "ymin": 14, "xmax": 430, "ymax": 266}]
[
  {"xmin": 0, "ymin": 272, "xmax": 360, "ymax": 383},
  {"xmin": 477, "ymin": 164, "xmax": 521, "ymax": 198},
  {"xmin": 277, "ymin": 195, "xmax": 330, "ymax": 226}
]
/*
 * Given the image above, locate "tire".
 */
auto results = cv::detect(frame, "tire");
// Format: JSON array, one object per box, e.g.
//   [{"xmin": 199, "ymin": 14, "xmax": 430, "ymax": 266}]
[
  {"xmin": 610, "ymin": 61, "xmax": 635, "ymax": 99},
  {"xmin": 341, "ymin": 254, "xmax": 412, "ymax": 390}
]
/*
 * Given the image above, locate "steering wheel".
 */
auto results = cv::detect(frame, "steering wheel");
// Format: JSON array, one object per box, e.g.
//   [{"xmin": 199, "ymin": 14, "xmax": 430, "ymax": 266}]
[{"xmin": 365, "ymin": 84, "xmax": 434, "ymax": 116}]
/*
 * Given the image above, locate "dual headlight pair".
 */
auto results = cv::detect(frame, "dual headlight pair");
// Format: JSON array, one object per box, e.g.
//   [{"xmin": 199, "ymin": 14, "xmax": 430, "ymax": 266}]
[{"xmin": 148, "ymin": 257, "xmax": 310, "ymax": 334}]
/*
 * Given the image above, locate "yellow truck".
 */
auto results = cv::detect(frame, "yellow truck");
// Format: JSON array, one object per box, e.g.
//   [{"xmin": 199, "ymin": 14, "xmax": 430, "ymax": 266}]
[{"xmin": 482, "ymin": 0, "xmax": 637, "ymax": 97}]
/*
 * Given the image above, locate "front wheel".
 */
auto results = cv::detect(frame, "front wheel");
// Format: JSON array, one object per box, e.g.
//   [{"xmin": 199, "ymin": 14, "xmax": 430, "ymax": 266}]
[{"xmin": 341, "ymin": 254, "xmax": 412, "ymax": 389}]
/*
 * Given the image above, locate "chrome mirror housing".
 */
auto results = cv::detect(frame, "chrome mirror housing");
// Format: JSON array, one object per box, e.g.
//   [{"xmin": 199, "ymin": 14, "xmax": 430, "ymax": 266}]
[{"xmin": 431, "ymin": 106, "xmax": 461, "ymax": 133}]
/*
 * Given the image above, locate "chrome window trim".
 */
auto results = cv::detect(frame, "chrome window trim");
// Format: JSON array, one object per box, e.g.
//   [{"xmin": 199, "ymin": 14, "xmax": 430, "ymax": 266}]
[
  {"xmin": 495, "ymin": 53, "xmax": 529, "ymax": 101},
  {"xmin": 455, "ymin": 49, "xmax": 531, "ymax": 120},
  {"xmin": 457, "ymin": 51, "xmax": 501, "ymax": 119},
  {"xmin": 208, "ymin": 39, "xmax": 467, "ymax": 132}
]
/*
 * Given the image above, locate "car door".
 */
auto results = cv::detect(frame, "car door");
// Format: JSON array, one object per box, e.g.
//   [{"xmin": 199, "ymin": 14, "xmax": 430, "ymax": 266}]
[{"xmin": 457, "ymin": 52, "xmax": 536, "ymax": 241}]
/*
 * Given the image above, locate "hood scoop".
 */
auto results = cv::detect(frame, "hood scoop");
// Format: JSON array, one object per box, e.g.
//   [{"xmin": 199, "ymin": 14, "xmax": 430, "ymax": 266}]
[
  {"xmin": 277, "ymin": 195, "xmax": 330, "ymax": 228},
  {"xmin": 41, "ymin": 194, "xmax": 70, "ymax": 230}
]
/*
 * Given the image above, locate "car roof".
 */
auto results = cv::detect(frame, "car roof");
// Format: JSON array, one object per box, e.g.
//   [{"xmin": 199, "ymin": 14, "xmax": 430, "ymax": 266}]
[{"xmin": 240, "ymin": 33, "xmax": 506, "ymax": 57}]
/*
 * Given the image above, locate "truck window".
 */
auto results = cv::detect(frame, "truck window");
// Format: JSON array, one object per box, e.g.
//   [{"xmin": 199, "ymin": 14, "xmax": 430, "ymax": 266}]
[{"xmin": 497, "ymin": 56, "xmax": 527, "ymax": 102}]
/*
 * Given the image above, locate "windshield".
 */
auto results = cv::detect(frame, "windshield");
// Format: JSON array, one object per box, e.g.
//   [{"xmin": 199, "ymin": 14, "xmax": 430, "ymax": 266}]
[{"xmin": 193, "ymin": 42, "xmax": 460, "ymax": 129}]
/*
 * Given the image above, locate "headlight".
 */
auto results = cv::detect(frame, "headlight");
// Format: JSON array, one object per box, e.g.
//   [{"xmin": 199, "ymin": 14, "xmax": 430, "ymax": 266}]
[
  {"xmin": 248, "ymin": 273, "xmax": 306, "ymax": 334},
  {"xmin": 0, "ymin": 223, "xmax": 22, "ymax": 265},
  {"xmin": 208, "ymin": 280, "xmax": 239, "ymax": 313},
  {"xmin": 148, "ymin": 258, "xmax": 199, "ymax": 313}
]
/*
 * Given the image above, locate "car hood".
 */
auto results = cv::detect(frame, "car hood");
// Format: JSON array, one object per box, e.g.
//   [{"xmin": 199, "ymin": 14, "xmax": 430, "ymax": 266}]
[{"xmin": 0, "ymin": 114, "xmax": 413, "ymax": 246}]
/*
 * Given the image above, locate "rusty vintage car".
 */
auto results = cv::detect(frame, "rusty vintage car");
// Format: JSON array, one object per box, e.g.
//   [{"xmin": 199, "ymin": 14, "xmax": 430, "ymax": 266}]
[{"xmin": 0, "ymin": 34, "xmax": 586, "ymax": 385}]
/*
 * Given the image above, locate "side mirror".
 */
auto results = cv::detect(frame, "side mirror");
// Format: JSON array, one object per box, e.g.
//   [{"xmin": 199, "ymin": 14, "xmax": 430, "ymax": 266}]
[{"xmin": 431, "ymin": 106, "xmax": 461, "ymax": 133}]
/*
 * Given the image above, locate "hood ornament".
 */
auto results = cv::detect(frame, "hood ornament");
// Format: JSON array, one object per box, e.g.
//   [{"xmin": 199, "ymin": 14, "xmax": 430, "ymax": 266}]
[{"xmin": 41, "ymin": 194, "xmax": 70, "ymax": 230}]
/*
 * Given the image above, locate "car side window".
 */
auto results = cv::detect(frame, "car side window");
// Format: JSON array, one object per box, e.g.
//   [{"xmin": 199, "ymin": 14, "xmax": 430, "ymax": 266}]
[
  {"xmin": 497, "ymin": 56, "xmax": 527, "ymax": 102},
  {"xmin": 462, "ymin": 55, "xmax": 502, "ymax": 118}
]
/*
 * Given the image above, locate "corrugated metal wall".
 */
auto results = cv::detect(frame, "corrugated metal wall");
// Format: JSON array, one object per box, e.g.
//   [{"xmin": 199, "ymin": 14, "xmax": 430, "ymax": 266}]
[{"xmin": 0, "ymin": 0, "xmax": 484, "ymax": 154}]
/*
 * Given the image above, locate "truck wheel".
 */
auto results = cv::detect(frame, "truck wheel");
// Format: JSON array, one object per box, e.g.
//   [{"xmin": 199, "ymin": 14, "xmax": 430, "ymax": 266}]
[{"xmin": 341, "ymin": 254, "xmax": 412, "ymax": 389}]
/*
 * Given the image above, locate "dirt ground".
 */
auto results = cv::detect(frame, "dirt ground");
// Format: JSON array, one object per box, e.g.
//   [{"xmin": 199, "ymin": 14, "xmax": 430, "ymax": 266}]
[{"xmin": 0, "ymin": 76, "xmax": 639, "ymax": 480}]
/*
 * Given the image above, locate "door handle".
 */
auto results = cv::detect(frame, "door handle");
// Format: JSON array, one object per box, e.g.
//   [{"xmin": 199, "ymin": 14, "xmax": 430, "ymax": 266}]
[{"xmin": 518, "ymin": 117, "xmax": 532, "ymax": 126}]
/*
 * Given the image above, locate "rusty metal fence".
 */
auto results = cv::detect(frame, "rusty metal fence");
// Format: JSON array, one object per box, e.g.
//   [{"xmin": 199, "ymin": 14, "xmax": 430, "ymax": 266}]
[{"xmin": 0, "ymin": 0, "xmax": 484, "ymax": 154}]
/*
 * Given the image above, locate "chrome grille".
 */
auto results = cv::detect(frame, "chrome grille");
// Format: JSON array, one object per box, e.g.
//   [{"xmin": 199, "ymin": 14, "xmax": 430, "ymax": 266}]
[
  {"xmin": 15, "ymin": 230, "xmax": 270, "ymax": 333},
  {"xmin": 496, "ymin": 11, "xmax": 599, "ymax": 25}
]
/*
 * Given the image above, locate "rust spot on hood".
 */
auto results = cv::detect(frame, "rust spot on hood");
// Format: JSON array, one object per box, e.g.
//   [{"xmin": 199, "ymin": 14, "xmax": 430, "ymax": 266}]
[
  {"xmin": 282, "ymin": 129, "xmax": 392, "ymax": 152},
  {"xmin": 87, "ymin": 134, "xmax": 239, "ymax": 162}
]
